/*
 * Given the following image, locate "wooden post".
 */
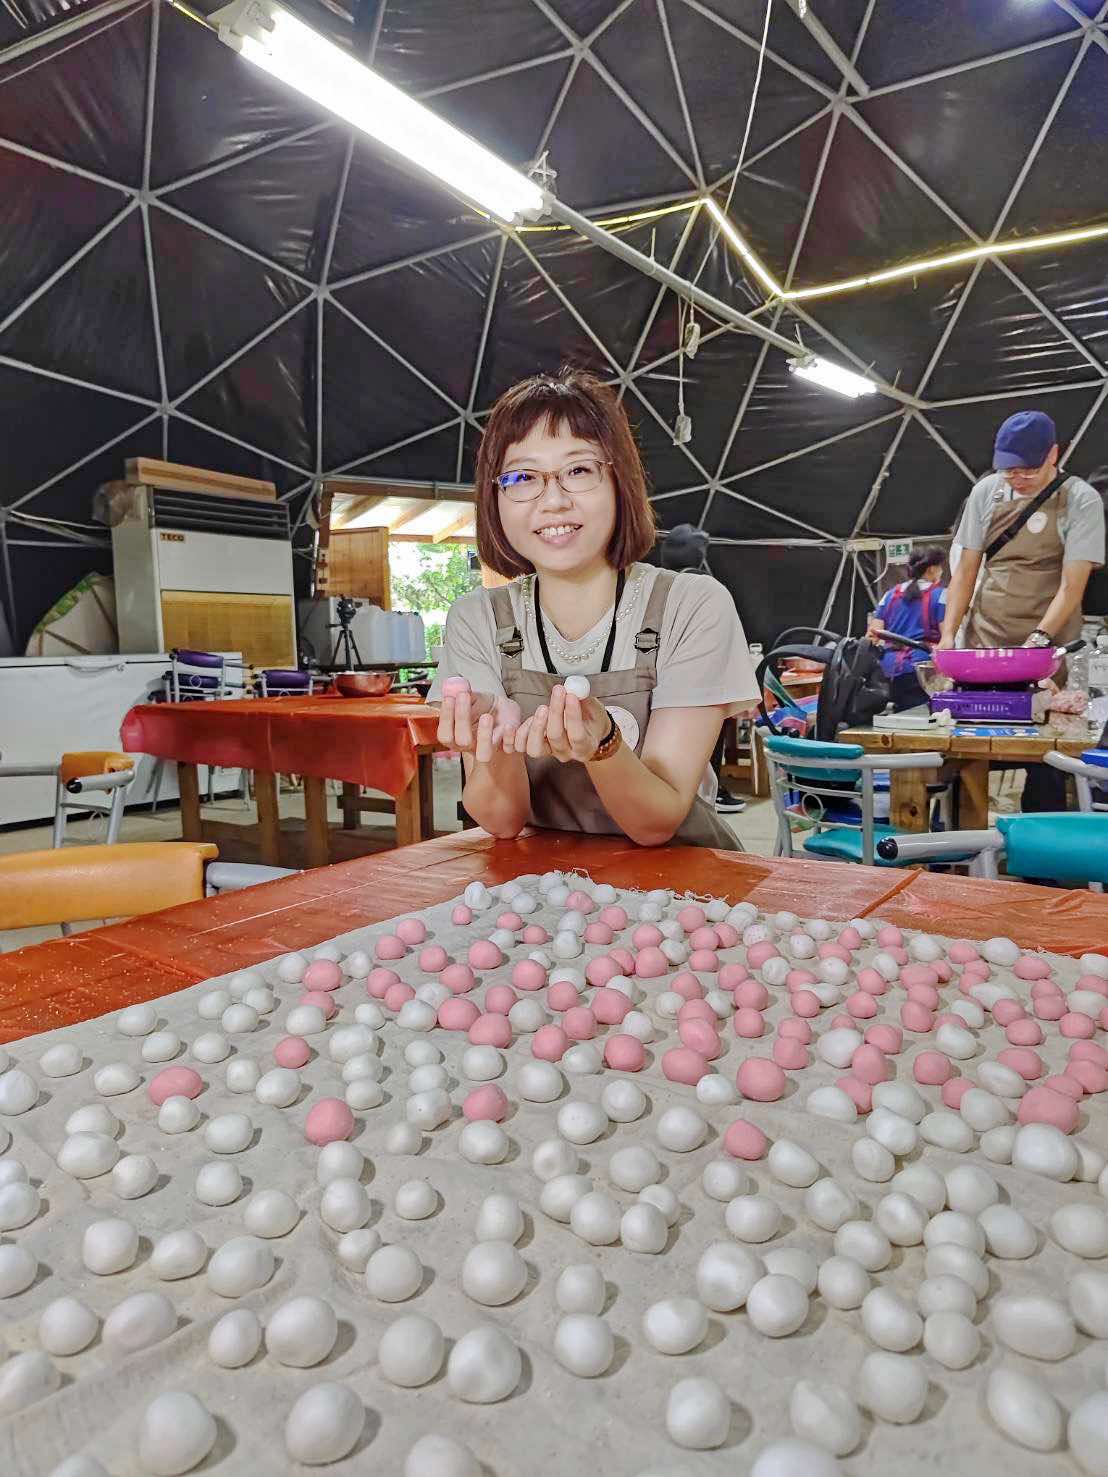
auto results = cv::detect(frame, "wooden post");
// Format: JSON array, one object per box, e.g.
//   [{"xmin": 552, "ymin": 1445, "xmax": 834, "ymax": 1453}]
[
  {"xmin": 254, "ymin": 771, "xmax": 281, "ymax": 865},
  {"xmin": 303, "ymin": 776, "xmax": 331, "ymax": 868},
  {"xmin": 891, "ymin": 767, "xmax": 929, "ymax": 832},
  {"xmin": 418, "ymin": 751, "xmax": 435, "ymax": 839},
  {"xmin": 394, "ymin": 773, "xmax": 421, "ymax": 849},
  {"xmin": 958, "ymin": 760, "xmax": 991, "ymax": 831},
  {"xmin": 177, "ymin": 763, "xmax": 202, "ymax": 841},
  {"xmin": 341, "ymin": 782, "xmax": 361, "ymax": 831}
]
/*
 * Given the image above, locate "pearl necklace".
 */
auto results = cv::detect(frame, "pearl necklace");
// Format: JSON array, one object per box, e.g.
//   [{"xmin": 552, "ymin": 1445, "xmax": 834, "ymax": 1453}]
[{"xmin": 520, "ymin": 567, "xmax": 644, "ymax": 665}]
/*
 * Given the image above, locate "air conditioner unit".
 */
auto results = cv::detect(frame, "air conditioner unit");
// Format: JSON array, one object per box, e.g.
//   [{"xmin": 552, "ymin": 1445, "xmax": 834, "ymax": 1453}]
[{"xmin": 109, "ymin": 486, "xmax": 296, "ymax": 667}]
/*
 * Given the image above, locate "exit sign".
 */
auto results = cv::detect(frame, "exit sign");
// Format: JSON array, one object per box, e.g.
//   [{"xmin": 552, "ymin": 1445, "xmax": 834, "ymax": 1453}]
[{"xmin": 885, "ymin": 539, "xmax": 913, "ymax": 563}]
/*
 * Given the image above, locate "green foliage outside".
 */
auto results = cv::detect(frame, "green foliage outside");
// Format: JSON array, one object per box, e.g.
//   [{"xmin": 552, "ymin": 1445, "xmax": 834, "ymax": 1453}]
[{"xmin": 390, "ymin": 542, "xmax": 479, "ymax": 650}]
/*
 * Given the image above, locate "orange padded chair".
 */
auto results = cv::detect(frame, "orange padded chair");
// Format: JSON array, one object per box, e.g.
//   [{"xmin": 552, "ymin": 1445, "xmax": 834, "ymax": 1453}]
[
  {"xmin": 0, "ymin": 842, "xmax": 294, "ymax": 938},
  {"xmin": 0, "ymin": 751, "xmax": 136, "ymax": 846}
]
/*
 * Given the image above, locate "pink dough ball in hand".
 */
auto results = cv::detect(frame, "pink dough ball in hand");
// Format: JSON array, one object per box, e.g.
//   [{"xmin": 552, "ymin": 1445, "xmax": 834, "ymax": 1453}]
[
  {"xmin": 469, "ymin": 940, "xmax": 503, "ymax": 970},
  {"xmin": 547, "ymin": 982, "xmax": 580, "ymax": 1012},
  {"xmin": 396, "ymin": 918, "xmax": 427, "ymax": 946},
  {"xmin": 438, "ymin": 998, "xmax": 480, "ymax": 1031},
  {"xmin": 149, "ymin": 1066, "xmax": 203, "ymax": 1105},
  {"xmin": 532, "ymin": 1025, "xmax": 569, "ymax": 1061},
  {"xmin": 773, "ymin": 1038, "xmax": 809, "ymax": 1070},
  {"xmin": 511, "ymin": 959, "xmax": 546, "ymax": 993},
  {"xmin": 584, "ymin": 923, "xmax": 614, "ymax": 946},
  {"xmin": 662, "ymin": 1047, "xmax": 710, "ymax": 1085},
  {"xmin": 303, "ymin": 959, "xmax": 342, "ymax": 992},
  {"xmin": 300, "ymin": 990, "xmax": 338, "ymax": 1019},
  {"xmin": 942, "ymin": 1078, "xmax": 972, "ymax": 1110},
  {"xmin": 733, "ymin": 1008, "xmax": 765, "ymax": 1040},
  {"xmin": 420, "ymin": 945, "xmax": 450, "ymax": 973},
  {"xmin": 778, "ymin": 1017, "xmax": 812, "ymax": 1043},
  {"xmin": 633, "ymin": 924, "xmax": 663, "ymax": 949},
  {"xmin": 914, "ymin": 1050, "xmax": 952, "ymax": 1086},
  {"xmin": 604, "ymin": 1034, "xmax": 645, "ymax": 1072},
  {"xmin": 463, "ymin": 1084, "xmax": 508, "ymax": 1122},
  {"xmin": 496, "ymin": 912, "xmax": 523, "ymax": 933},
  {"xmin": 599, "ymin": 905, "xmax": 628, "ymax": 930},
  {"xmin": 593, "ymin": 988, "xmax": 633, "ymax": 1025},
  {"xmin": 563, "ymin": 1007, "xmax": 596, "ymax": 1041},
  {"xmin": 737, "ymin": 1058, "xmax": 786, "ymax": 1102},
  {"xmin": 441, "ymin": 676, "xmax": 471, "ymax": 698},
  {"xmin": 865, "ymin": 1024, "xmax": 903, "ymax": 1054},
  {"xmin": 375, "ymin": 934, "xmax": 405, "ymax": 961},
  {"xmin": 367, "ymin": 967, "xmax": 400, "ymax": 999},
  {"xmin": 635, "ymin": 947, "xmax": 668, "ymax": 979},
  {"xmin": 469, "ymin": 1013, "xmax": 511, "ymax": 1048},
  {"xmin": 1017, "ymin": 1085, "xmax": 1078, "ymax": 1133},
  {"xmin": 305, "ymin": 1097, "xmax": 354, "ymax": 1146},
  {"xmin": 724, "ymin": 1118, "xmax": 768, "ymax": 1160},
  {"xmin": 385, "ymin": 982, "xmax": 416, "ymax": 1012},
  {"xmin": 275, "ymin": 1036, "xmax": 312, "ymax": 1069},
  {"xmin": 521, "ymin": 924, "xmax": 549, "ymax": 945},
  {"xmin": 680, "ymin": 1019, "xmax": 723, "ymax": 1058},
  {"xmin": 441, "ymin": 964, "xmax": 477, "ymax": 995},
  {"xmin": 485, "ymin": 985, "xmax": 517, "ymax": 1016},
  {"xmin": 451, "ymin": 905, "xmax": 473, "ymax": 927},
  {"xmin": 586, "ymin": 956, "xmax": 620, "ymax": 988}
]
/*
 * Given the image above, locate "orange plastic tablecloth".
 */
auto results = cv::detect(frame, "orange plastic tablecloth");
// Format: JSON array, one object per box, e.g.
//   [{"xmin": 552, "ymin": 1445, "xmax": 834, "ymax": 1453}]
[
  {"xmin": 121, "ymin": 695, "xmax": 442, "ymax": 797},
  {"xmin": 3, "ymin": 833, "xmax": 1106, "ymax": 1042}
]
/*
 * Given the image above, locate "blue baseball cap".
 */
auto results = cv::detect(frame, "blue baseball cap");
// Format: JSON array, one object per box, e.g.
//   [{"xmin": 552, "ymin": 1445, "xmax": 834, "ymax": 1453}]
[{"xmin": 993, "ymin": 410, "xmax": 1057, "ymax": 470}]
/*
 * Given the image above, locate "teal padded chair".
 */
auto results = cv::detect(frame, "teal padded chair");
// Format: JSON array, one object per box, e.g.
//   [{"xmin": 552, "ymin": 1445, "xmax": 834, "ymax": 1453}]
[
  {"xmin": 763, "ymin": 735, "xmax": 947, "ymax": 868},
  {"xmin": 877, "ymin": 812, "xmax": 1108, "ymax": 891}
]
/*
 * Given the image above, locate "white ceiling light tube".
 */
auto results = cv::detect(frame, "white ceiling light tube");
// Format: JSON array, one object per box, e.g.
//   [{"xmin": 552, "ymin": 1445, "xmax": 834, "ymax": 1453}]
[
  {"xmin": 209, "ymin": 0, "xmax": 547, "ymax": 224},
  {"xmin": 788, "ymin": 353, "xmax": 877, "ymax": 398}
]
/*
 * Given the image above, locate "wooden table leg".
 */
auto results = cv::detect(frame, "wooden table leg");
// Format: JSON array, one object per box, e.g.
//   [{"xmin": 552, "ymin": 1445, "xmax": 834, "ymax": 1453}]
[
  {"xmin": 254, "ymin": 770, "xmax": 282, "ymax": 866},
  {"xmin": 177, "ymin": 763, "xmax": 203, "ymax": 841},
  {"xmin": 891, "ymin": 767, "xmax": 929, "ymax": 832},
  {"xmin": 418, "ymin": 753, "xmax": 435, "ymax": 840},
  {"xmin": 394, "ymin": 773, "xmax": 421, "ymax": 849},
  {"xmin": 341, "ymin": 782, "xmax": 360, "ymax": 831},
  {"xmin": 958, "ymin": 760, "xmax": 991, "ymax": 831},
  {"xmin": 303, "ymin": 776, "xmax": 331, "ymax": 869}
]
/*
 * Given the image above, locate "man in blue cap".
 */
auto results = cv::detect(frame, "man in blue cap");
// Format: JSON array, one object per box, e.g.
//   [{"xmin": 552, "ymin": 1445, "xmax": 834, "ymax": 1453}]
[{"xmin": 939, "ymin": 408, "xmax": 1104, "ymax": 810}]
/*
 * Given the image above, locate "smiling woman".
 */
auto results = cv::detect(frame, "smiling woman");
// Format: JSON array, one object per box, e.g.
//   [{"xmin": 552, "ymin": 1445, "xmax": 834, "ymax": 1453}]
[{"xmin": 429, "ymin": 370, "xmax": 759, "ymax": 848}]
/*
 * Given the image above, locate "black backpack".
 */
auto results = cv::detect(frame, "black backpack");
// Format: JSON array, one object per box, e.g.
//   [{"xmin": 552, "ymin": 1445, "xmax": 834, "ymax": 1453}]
[{"xmin": 756, "ymin": 627, "xmax": 891, "ymax": 742}]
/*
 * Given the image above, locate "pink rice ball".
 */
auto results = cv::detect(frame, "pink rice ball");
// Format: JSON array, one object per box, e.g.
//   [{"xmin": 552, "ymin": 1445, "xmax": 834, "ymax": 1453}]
[
  {"xmin": 496, "ymin": 912, "xmax": 522, "ymax": 933},
  {"xmin": 305, "ymin": 1097, "xmax": 354, "ymax": 1146},
  {"xmin": 547, "ymin": 982, "xmax": 580, "ymax": 1013},
  {"xmin": 680, "ymin": 1019, "xmax": 722, "ymax": 1058},
  {"xmin": 864, "ymin": 1023, "xmax": 903, "ymax": 1054},
  {"xmin": 584, "ymin": 923, "xmax": 615, "ymax": 946},
  {"xmin": 438, "ymin": 998, "xmax": 480, "ymax": 1031},
  {"xmin": 531, "ymin": 1025, "xmax": 569, "ymax": 1061},
  {"xmin": 563, "ymin": 1007, "xmax": 596, "ymax": 1042},
  {"xmin": 148, "ymin": 1066, "xmax": 203, "ymax": 1105},
  {"xmin": 942, "ymin": 1077, "xmax": 972, "ymax": 1110},
  {"xmin": 1070, "ymin": 1041, "xmax": 1108, "ymax": 1066},
  {"xmin": 831, "ymin": 1014, "xmax": 855, "ymax": 1031},
  {"xmin": 375, "ymin": 934, "xmax": 405, "ymax": 961},
  {"xmin": 724, "ymin": 1119, "xmax": 767, "ymax": 1160},
  {"xmin": 690, "ymin": 926, "xmax": 720, "ymax": 951},
  {"xmin": 851, "ymin": 1043, "xmax": 890, "ymax": 1084},
  {"xmin": 963, "ymin": 959, "xmax": 991, "ymax": 981},
  {"xmin": 469, "ymin": 1013, "xmax": 512, "ymax": 1048},
  {"xmin": 887, "ymin": 946, "xmax": 909, "ymax": 965},
  {"xmin": 303, "ymin": 959, "xmax": 342, "ymax": 992},
  {"xmin": 733, "ymin": 1008, "xmax": 765, "ymax": 1040},
  {"xmin": 1077, "ymin": 974, "xmax": 1108, "ymax": 997},
  {"xmin": 511, "ymin": 959, "xmax": 546, "ymax": 993},
  {"xmin": 564, "ymin": 890, "xmax": 595, "ymax": 914},
  {"xmin": 901, "ymin": 964, "xmax": 939, "ymax": 991},
  {"xmin": 900, "ymin": 1002, "xmax": 934, "ymax": 1033},
  {"xmin": 299, "ymin": 990, "xmax": 338, "ymax": 1019},
  {"xmin": 846, "ymin": 992, "xmax": 878, "ymax": 1020},
  {"xmin": 678, "ymin": 999, "xmax": 716, "ymax": 1027},
  {"xmin": 786, "ymin": 969, "xmax": 817, "ymax": 990},
  {"xmin": 441, "ymin": 964, "xmax": 477, "ymax": 995},
  {"xmin": 632, "ymin": 924, "xmax": 663, "ymax": 949},
  {"xmin": 877, "ymin": 925, "xmax": 903, "ymax": 949},
  {"xmin": 855, "ymin": 968, "xmax": 888, "ymax": 996},
  {"xmin": 778, "ymin": 1017, "xmax": 812, "ymax": 1043},
  {"xmin": 522, "ymin": 925, "xmax": 549, "ymax": 945},
  {"xmin": 484, "ymin": 985, "xmax": 517, "ymax": 1016},
  {"xmin": 792, "ymin": 990, "xmax": 820, "ymax": 1019},
  {"xmin": 998, "ymin": 1046, "xmax": 1044, "ymax": 1080},
  {"xmin": 1044, "ymin": 1073, "xmax": 1083, "ymax": 1101},
  {"xmin": 468, "ymin": 940, "xmax": 503, "ymax": 971},
  {"xmin": 837, "ymin": 926, "xmax": 863, "ymax": 951},
  {"xmin": 672, "ymin": 972, "xmax": 705, "ymax": 1001},
  {"xmin": 734, "ymin": 979, "xmax": 770, "ymax": 1011},
  {"xmin": 1013, "ymin": 954, "xmax": 1051, "ymax": 981},
  {"xmin": 1017, "ymin": 1085, "xmax": 1078, "ymax": 1133},
  {"xmin": 992, "ymin": 999, "xmax": 1026, "ymax": 1026},
  {"xmin": 914, "ymin": 1050, "xmax": 952, "ymax": 1085},
  {"xmin": 746, "ymin": 942, "xmax": 779, "ymax": 970},
  {"xmin": 718, "ymin": 963, "xmax": 749, "ymax": 991},
  {"xmin": 836, "ymin": 1076, "xmax": 872, "ymax": 1113},
  {"xmin": 677, "ymin": 905, "xmax": 707, "ymax": 932},
  {"xmin": 662, "ymin": 1047, "xmax": 710, "ymax": 1085},
  {"xmin": 451, "ymin": 905, "xmax": 474, "ymax": 927},
  {"xmin": 599, "ymin": 905, "xmax": 628, "ymax": 930},
  {"xmin": 1067, "ymin": 1060, "xmax": 1108, "ymax": 1093},
  {"xmin": 933, "ymin": 960, "xmax": 953, "ymax": 983},
  {"xmin": 419, "ymin": 945, "xmax": 450, "ymax": 973},
  {"xmin": 604, "ymin": 1034, "xmax": 645, "ymax": 1072},
  {"xmin": 463, "ymin": 1084, "xmax": 508, "ymax": 1122},
  {"xmin": 818, "ymin": 942, "xmax": 852, "ymax": 963},
  {"xmin": 396, "ymin": 918, "xmax": 427, "ymax": 946},
  {"xmin": 773, "ymin": 1038, "xmax": 809, "ymax": 1070},
  {"xmin": 593, "ymin": 988, "xmax": 633, "ymax": 1025},
  {"xmin": 1034, "ymin": 996, "xmax": 1067, "ymax": 1022},
  {"xmin": 586, "ymin": 955, "xmax": 621, "ymax": 988},
  {"xmin": 274, "ymin": 1036, "xmax": 312, "ymax": 1069},
  {"xmin": 610, "ymin": 947, "xmax": 636, "ymax": 974},
  {"xmin": 1061, "ymin": 1011, "xmax": 1096, "ymax": 1039},
  {"xmin": 715, "ymin": 923, "xmax": 740, "ymax": 949},
  {"xmin": 635, "ymin": 947, "xmax": 668, "ymax": 980},
  {"xmin": 689, "ymin": 950, "xmax": 719, "ymax": 973},
  {"xmin": 737, "ymin": 1058, "xmax": 786, "ymax": 1102},
  {"xmin": 385, "ymin": 982, "xmax": 416, "ymax": 1012},
  {"xmin": 948, "ymin": 941, "xmax": 980, "ymax": 963},
  {"xmin": 1006, "ymin": 1018, "xmax": 1043, "ymax": 1046},
  {"xmin": 1030, "ymin": 978, "xmax": 1062, "ymax": 998},
  {"xmin": 367, "ymin": 967, "xmax": 400, "ymax": 999}
]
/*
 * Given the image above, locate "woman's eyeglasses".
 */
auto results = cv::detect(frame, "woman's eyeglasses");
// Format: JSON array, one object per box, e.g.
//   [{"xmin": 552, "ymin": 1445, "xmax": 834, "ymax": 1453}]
[{"xmin": 495, "ymin": 457, "xmax": 611, "ymax": 502}]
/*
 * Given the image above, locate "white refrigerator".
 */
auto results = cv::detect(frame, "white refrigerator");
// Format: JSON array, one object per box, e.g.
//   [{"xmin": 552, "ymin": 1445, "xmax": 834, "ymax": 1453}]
[{"xmin": 0, "ymin": 654, "xmax": 236, "ymax": 827}]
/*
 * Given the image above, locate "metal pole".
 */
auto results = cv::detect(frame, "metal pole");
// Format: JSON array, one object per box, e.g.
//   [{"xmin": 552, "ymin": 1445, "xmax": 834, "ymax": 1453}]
[{"xmin": 542, "ymin": 196, "xmax": 805, "ymax": 359}]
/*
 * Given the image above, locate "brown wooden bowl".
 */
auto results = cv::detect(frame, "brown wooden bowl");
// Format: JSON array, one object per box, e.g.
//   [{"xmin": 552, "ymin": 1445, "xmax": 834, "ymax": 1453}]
[{"xmin": 334, "ymin": 672, "xmax": 394, "ymax": 697}]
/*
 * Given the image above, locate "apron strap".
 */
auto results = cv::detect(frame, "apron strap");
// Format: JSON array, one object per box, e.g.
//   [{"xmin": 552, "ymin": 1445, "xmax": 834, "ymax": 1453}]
[
  {"xmin": 489, "ymin": 584, "xmax": 524, "ymax": 672},
  {"xmin": 633, "ymin": 568, "xmax": 678, "ymax": 674},
  {"xmin": 983, "ymin": 472, "xmax": 1067, "ymax": 562}
]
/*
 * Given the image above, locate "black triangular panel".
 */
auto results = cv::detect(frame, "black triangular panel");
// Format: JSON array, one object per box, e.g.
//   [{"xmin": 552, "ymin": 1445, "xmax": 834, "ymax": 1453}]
[
  {"xmin": 150, "ymin": 3, "xmax": 328, "ymax": 188},
  {"xmin": 167, "ymin": 417, "xmax": 305, "ymax": 497},
  {"xmin": 791, "ymin": 116, "xmax": 968, "ymax": 287},
  {"xmin": 329, "ymin": 138, "xmax": 486, "ymax": 283},
  {"xmin": 164, "ymin": 129, "xmax": 346, "ymax": 280},
  {"xmin": 926, "ymin": 390, "xmax": 1100, "ymax": 483},
  {"xmin": 15, "ymin": 418, "xmax": 163, "ymax": 525},
  {"xmin": 801, "ymin": 267, "xmax": 971, "ymax": 399},
  {"xmin": 810, "ymin": 0, "xmax": 871, "ymax": 62},
  {"xmin": 0, "ymin": 210, "xmax": 156, "ymax": 397},
  {"xmin": 665, "ymin": 0, "xmax": 825, "ymax": 181},
  {"xmin": 0, "ymin": 151, "xmax": 125, "ymax": 320},
  {"xmin": 828, "ymin": 556, "xmax": 874, "ymax": 640},
  {"xmin": 704, "ymin": 494, "xmax": 833, "ymax": 544},
  {"xmin": 858, "ymin": 42, "xmax": 1080, "ymax": 240},
  {"xmin": 727, "ymin": 418, "xmax": 905, "ymax": 538},
  {"xmin": 460, "ymin": 422, "xmax": 482, "ymax": 484},
  {"xmin": 592, "ymin": 5, "xmax": 697, "ymax": 175},
  {"xmin": 535, "ymin": 206, "xmax": 697, "ymax": 369},
  {"xmin": 1008, "ymin": 238, "xmax": 1108, "ymax": 369},
  {"xmin": 1005, "ymin": 48, "xmax": 1108, "ymax": 237},
  {"xmin": 427, "ymin": 60, "xmax": 572, "ymax": 165},
  {"xmin": 711, "ymin": 541, "xmax": 841, "ymax": 649},
  {"xmin": 375, "ymin": 0, "xmax": 567, "ymax": 93},
  {"xmin": 474, "ymin": 241, "xmax": 610, "ymax": 407},
  {"xmin": 0, "ymin": 364, "xmax": 149, "ymax": 495},
  {"xmin": 334, "ymin": 238, "xmax": 500, "ymax": 407},
  {"xmin": 150, "ymin": 207, "xmax": 310, "ymax": 399},
  {"xmin": 321, "ymin": 301, "xmax": 454, "ymax": 471},
  {"xmin": 542, "ymin": 60, "xmax": 692, "ymax": 211},
  {"xmin": 722, "ymin": 347, "xmax": 897, "ymax": 477},
  {"xmin": 926, "ymin": 263, "xmax": 1095, "ymax": 402},
  {"xmin": 543, "ymin": 0, "xmax": 616, "ymax": 31},
  {"xmin": 864, "ymin": 418, "xmax": 970, "ymax": 537},
  {"xmin": 180, "ymin": 309, "xmax": 316, "ymax": 472},
  {"xmin": 0, "ymin": 4, "xmax": 148, "ymax": 185},
  {"xmin": 856, "ymin": 0, "xmax": 1076, "ymax": 88},
  {"xmin": 624, "ymin": 386, "xmax": 710, "ymax": 498},
  {"xmin": 651, "ymin": 490, "xmax": 708, "ymax": 532},
  {"xmin": 339, "ymin": 424, "xmax": 462, "ymax": 483},
  {"xmin": 636, "ymin": 330, "xmax": 765, "ymax": 479}
]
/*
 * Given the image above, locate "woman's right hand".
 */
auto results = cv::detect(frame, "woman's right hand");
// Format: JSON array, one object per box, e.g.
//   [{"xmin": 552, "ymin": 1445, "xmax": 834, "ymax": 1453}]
[{"xmin": 437, "ymin": 687, "xmax": 522, "ymax": 762}]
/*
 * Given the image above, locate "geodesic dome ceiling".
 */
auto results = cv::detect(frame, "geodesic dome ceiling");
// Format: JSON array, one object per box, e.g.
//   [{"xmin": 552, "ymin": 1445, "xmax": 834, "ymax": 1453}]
[{"xmin": 1, "ymin": 0, "xmax": 1106, "ymax": 650}]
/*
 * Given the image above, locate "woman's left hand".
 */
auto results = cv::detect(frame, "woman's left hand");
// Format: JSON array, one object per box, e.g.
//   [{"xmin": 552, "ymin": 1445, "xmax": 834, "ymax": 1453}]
[{"xmin": 511, "ymin": 685, "xmax": 611, "ymax": 763}]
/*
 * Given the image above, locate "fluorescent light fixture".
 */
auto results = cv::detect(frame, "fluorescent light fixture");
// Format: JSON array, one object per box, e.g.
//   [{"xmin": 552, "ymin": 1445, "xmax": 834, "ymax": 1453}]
[
  {"xmin": 210, "ymin": 0, "xmax": 547, "ymax": 224},
  {"xmin": 789, "ymin": 354, "xmax": 877, "ymax": 398}
]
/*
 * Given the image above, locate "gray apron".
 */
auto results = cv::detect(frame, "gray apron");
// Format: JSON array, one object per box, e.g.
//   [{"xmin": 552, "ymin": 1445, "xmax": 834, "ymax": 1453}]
[{"xmin": 489, "ymin": 570, "xmax": 742, "ymax": 849}]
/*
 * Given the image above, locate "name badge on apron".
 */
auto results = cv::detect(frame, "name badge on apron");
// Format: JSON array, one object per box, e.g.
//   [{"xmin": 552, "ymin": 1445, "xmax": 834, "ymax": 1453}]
[
  {"xmin": 1026, "ymin": 510, "xmax": 1048, "ymax": 535},
  {"xmin": 605, "ymin": 704, "xmax": 639, "ymax": 750}
]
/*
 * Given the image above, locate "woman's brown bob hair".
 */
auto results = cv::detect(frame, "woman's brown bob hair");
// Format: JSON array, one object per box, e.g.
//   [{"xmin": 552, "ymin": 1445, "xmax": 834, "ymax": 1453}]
[{"xmin": 475, "ymin": 368, "xmax": 657, "ymax": 578}]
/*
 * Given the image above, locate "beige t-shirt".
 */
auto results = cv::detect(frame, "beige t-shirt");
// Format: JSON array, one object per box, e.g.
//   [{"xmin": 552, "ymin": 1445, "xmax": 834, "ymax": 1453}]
[{"xmin": 429, "ymin": 564, "xmax": 760, "ymax": 802}]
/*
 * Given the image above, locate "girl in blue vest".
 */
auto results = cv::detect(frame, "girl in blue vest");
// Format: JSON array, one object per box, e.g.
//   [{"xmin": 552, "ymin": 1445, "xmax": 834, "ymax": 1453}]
[{"xmin": 868, "ymin": 548, "xmax": 947, "ymax": 710}]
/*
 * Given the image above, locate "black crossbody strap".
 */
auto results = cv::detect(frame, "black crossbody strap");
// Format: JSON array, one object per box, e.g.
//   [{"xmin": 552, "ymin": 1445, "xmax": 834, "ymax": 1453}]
[{"xmin": 984, "ymin": 472, "xmax": 1066, "ymax": 561}]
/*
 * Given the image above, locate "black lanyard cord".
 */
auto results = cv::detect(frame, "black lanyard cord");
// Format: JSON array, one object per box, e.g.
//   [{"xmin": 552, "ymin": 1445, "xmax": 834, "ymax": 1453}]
[{"xmin": 534, "ymin": 569, "xmax": 625, "ymax": 676}]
